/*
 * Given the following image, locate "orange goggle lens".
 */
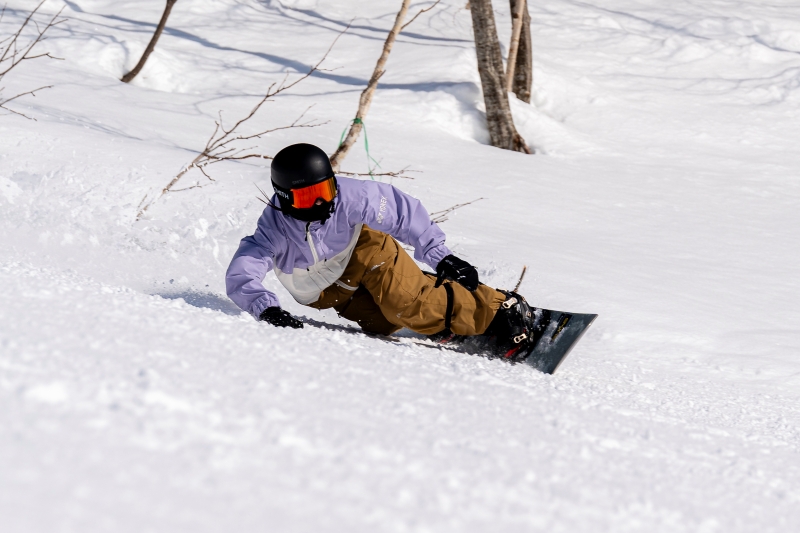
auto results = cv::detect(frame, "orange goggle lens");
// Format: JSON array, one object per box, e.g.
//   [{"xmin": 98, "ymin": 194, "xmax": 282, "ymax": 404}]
[{"xmin": 291, "ymin": 178, "xmax": 337, "ymax": 209}]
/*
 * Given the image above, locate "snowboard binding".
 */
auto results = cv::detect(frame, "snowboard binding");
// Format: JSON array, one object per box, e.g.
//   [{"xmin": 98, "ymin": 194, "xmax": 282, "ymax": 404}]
[{"xmin": 483, "ymin": 290, "xmax": 550, "ymax": 363}]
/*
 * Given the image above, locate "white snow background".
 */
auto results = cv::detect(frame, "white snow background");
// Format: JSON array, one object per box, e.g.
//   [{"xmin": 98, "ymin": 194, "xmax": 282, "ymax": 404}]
[{"xmin": 1, "ymin": 0, "xmax": 799, "ymax": 531}]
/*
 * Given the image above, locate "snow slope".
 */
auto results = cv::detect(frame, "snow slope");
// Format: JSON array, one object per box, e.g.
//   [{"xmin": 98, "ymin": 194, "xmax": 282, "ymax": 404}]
[{"xmin": 1, "ymin": 0, "xmax": 799, "ymax": 531}]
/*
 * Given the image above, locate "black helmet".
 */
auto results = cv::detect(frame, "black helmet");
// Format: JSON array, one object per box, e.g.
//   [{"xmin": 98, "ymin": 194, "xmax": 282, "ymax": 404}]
[{"xmin": 271, "ymin": 143, "xmax": 337, "ymax": 222}]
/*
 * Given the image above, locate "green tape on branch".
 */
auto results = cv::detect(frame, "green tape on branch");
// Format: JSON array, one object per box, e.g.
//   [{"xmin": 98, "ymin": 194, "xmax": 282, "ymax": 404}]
[{"xmin": 338, "ymin": 118, "xmax": 381, "ymax": 179}]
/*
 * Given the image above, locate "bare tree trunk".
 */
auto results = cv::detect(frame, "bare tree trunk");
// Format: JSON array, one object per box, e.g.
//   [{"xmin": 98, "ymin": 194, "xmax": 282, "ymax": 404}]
[
  {"xmin": 121, "ymin": 0, "xmax": 178, "ymax": 84},
  {"xmin": 505, "ymin": 0, "xmax": 525, "ymax": 92},
  {"xmin": 509, "ymin": 0, "xmax": 532, "ymax": 103},
  {"xmin": 469, "ymin": 0, "xmax": 530, "ymax": 153},
  {"xmin": 329, "ymin": 0, "xmax": 411, "ymax": 172}
]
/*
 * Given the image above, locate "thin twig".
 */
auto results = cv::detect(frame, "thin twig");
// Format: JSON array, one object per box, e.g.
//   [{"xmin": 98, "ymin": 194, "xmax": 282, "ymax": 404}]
[
  {"xmin": 0, "ymin": 2, "xmax": 64, "ymax": 119},
  {"xmin": 136, "ymin": 193, "xmax": 149, "ymax": 211},
  {"xmin": 0, "ymin": 84, "xmax": 51, "ymax": 119},
  {"xmin": 513, "ymin": 265, "xmax": 527, "ymax": 292},
  {"xmin": 401, "ymin": 0, "xmax": 441, "ymax": 30},
  {"xmin": 430, "ymin": 197, "xmax": 485, "ymax": 223},
  {"xmin": 254, "ymin": 182, "xmax": 274, "ymax": 206},
  {"xmin": 0, "ymin": 2, "xmax": 64, "ymax": 76},
  {"xmin": 135, "ymin": 24, "xmax": 350, "ymax": 220},
  {"xmin": 224, "ymin": 153, "xmax": 274, "ymax": 161},
  {"xmin": 337, "ymin": 166, "xmax": 417, "ymax": 179},
  {"xmin": 170, "ymin": 183, "xmax": 207, "ymax": 192}
]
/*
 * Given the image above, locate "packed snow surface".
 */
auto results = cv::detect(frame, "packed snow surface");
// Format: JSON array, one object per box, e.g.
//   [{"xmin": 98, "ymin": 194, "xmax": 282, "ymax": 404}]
[{"xmin": 2, "ymin": 0, "xmax": 800, "ymax": 531}]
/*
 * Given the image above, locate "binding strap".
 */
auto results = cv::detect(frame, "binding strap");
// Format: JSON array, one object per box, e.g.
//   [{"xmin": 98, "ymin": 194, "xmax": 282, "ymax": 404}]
[{"xmin": 443, "ymin": 282, "xmax": 455, "ymax": 331}]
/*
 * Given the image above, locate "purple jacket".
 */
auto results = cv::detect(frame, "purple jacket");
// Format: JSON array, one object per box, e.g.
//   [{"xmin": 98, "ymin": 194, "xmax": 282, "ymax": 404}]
[{"xmin": 225, "ymin": 177, "xmax": 452, "ymax": 318}]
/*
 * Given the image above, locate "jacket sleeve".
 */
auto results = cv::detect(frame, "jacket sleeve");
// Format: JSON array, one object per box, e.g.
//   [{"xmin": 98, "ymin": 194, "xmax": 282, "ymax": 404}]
[
  {"xmin": 352, "ymin": 180, "xmax": 452, "ymax": 269},
  {"xmin": 225, "ymin": 216, "xmax": 281, "ymax": 319}
]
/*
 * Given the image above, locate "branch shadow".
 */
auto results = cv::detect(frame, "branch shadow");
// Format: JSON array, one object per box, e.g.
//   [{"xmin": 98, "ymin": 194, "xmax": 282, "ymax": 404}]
[
  {"xmin": 276, "ymin": 5, "xmax": 471, "ymax": 45},
  {"xmin": 73, "ymin": 11, "xmax": 473, "ymax": 91},
  {"xmin": 62, "ymin": 0, "xmax": 84, "ymax": 13},
  {"xmin": 560, "ymin": 0, "xmax": 800, "ymax": 57}
]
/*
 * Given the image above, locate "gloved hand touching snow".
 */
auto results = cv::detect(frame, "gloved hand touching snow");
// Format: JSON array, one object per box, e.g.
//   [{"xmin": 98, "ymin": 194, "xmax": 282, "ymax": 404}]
[
  {"xmin": 434, "ymin": 254, "xmax": 480, "ymax": 292},
  {"xmin": 259, "ymin": 307, "xmax": 304, "ymax": 329}
]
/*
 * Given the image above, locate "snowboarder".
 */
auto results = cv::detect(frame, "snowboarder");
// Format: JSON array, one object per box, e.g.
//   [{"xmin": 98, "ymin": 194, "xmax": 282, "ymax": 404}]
[{"xmin": 225, "ymin": 143, "xmax": 537, "ymax": 359}]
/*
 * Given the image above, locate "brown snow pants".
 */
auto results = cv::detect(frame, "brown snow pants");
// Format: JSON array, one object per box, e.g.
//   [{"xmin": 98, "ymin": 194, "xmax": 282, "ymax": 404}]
[{"xmin": 309, "ymin": 225, "xmax": 505, "ymax": 336}]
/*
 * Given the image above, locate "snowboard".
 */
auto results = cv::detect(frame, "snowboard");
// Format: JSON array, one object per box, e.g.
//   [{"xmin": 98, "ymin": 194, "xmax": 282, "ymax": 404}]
[
  {"xmin": 303, "ymin": 306, "xmax": 597, "ymax": 374},
  {"xmin": 438, "ymin": 307, "xmax": 598, "ymax": 374},
  {"xmin": 520, "ymin": 308, "xmax": 597, "ymax": 374}
]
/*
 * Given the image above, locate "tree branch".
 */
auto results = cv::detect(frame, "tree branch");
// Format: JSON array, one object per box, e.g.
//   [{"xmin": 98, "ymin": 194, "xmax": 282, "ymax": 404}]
[
  {"xmin": 121, "ymin": 0, "xmax": 178, "ymax": 83},
  {"xmin": 329, "ymin": 1, "xmax": 442, "ymax": 172},
  {"xmin": 513, "ymin": 265, "xmax": 527, "ymax": 292},
  {"xmin": 136, "ymin": 24, "xmax": 350, "ymax": 220},
  {"xmin": 0, "ymin": 84, "xmax": 51, "ymax": 119},
  {"xmin": 430, "ymin": 197, "xmax": 485, "ymax": 223},
  {"xmin": 337, "ymin": 167, "xmax": 417, "ymax": 179},
  {"xmin": 330, "ymin": 2, "xmax": 417, "ymax": 172},
  {"xmin": 505, "ymin": 0, "xmax": 526, "ymax": 92},
  {"xmin": 0, "ymin": 2, "xmax": 64, "ymax": 119},
  {"xmin": 401, "ymin": 0, "xmax": 441, "ymax": 31},
  {"xmin": 0, "ymin": 2, "xmax": 64, "ymax": 76}
]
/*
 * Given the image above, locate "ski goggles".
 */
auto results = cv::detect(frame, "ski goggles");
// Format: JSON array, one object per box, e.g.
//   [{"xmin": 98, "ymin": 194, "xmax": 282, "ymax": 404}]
[{"xmin": 290, "ymin": 177, "xmax": 337, "ymax": 209}]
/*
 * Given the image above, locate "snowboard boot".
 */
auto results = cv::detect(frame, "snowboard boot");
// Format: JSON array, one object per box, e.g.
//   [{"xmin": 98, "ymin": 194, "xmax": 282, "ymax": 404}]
[{"xmin": 483, "ymin": 290, "xmax": 547, "ymax": 362}]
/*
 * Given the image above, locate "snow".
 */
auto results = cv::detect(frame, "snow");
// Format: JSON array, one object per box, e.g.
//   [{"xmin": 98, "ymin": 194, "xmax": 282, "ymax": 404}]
[{"xmin": 1, "ymin": 0, "xmax": 799, "ymax": 531}]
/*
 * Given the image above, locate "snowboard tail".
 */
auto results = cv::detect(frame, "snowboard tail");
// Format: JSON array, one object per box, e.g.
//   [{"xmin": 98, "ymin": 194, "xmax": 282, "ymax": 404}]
[{"xmin": 516, "ymin": 309, "xmax": 597, "ymax": 374}]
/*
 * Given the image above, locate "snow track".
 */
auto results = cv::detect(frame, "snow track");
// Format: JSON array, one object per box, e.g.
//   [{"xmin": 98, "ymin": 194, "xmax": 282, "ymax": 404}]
[{"xmin": 2, "ymin": 0, "xmax": 800, "ymax": 531}]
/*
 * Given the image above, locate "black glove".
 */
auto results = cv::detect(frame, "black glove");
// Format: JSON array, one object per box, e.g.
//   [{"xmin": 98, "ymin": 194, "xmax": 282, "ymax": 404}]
[
  {"xmin": 434, "ymin": 254, "xmax": 479, "ymax": 292},
  {"xmin": 259, "ymin": 307, "xmax": 304, "ymax": 329}
]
